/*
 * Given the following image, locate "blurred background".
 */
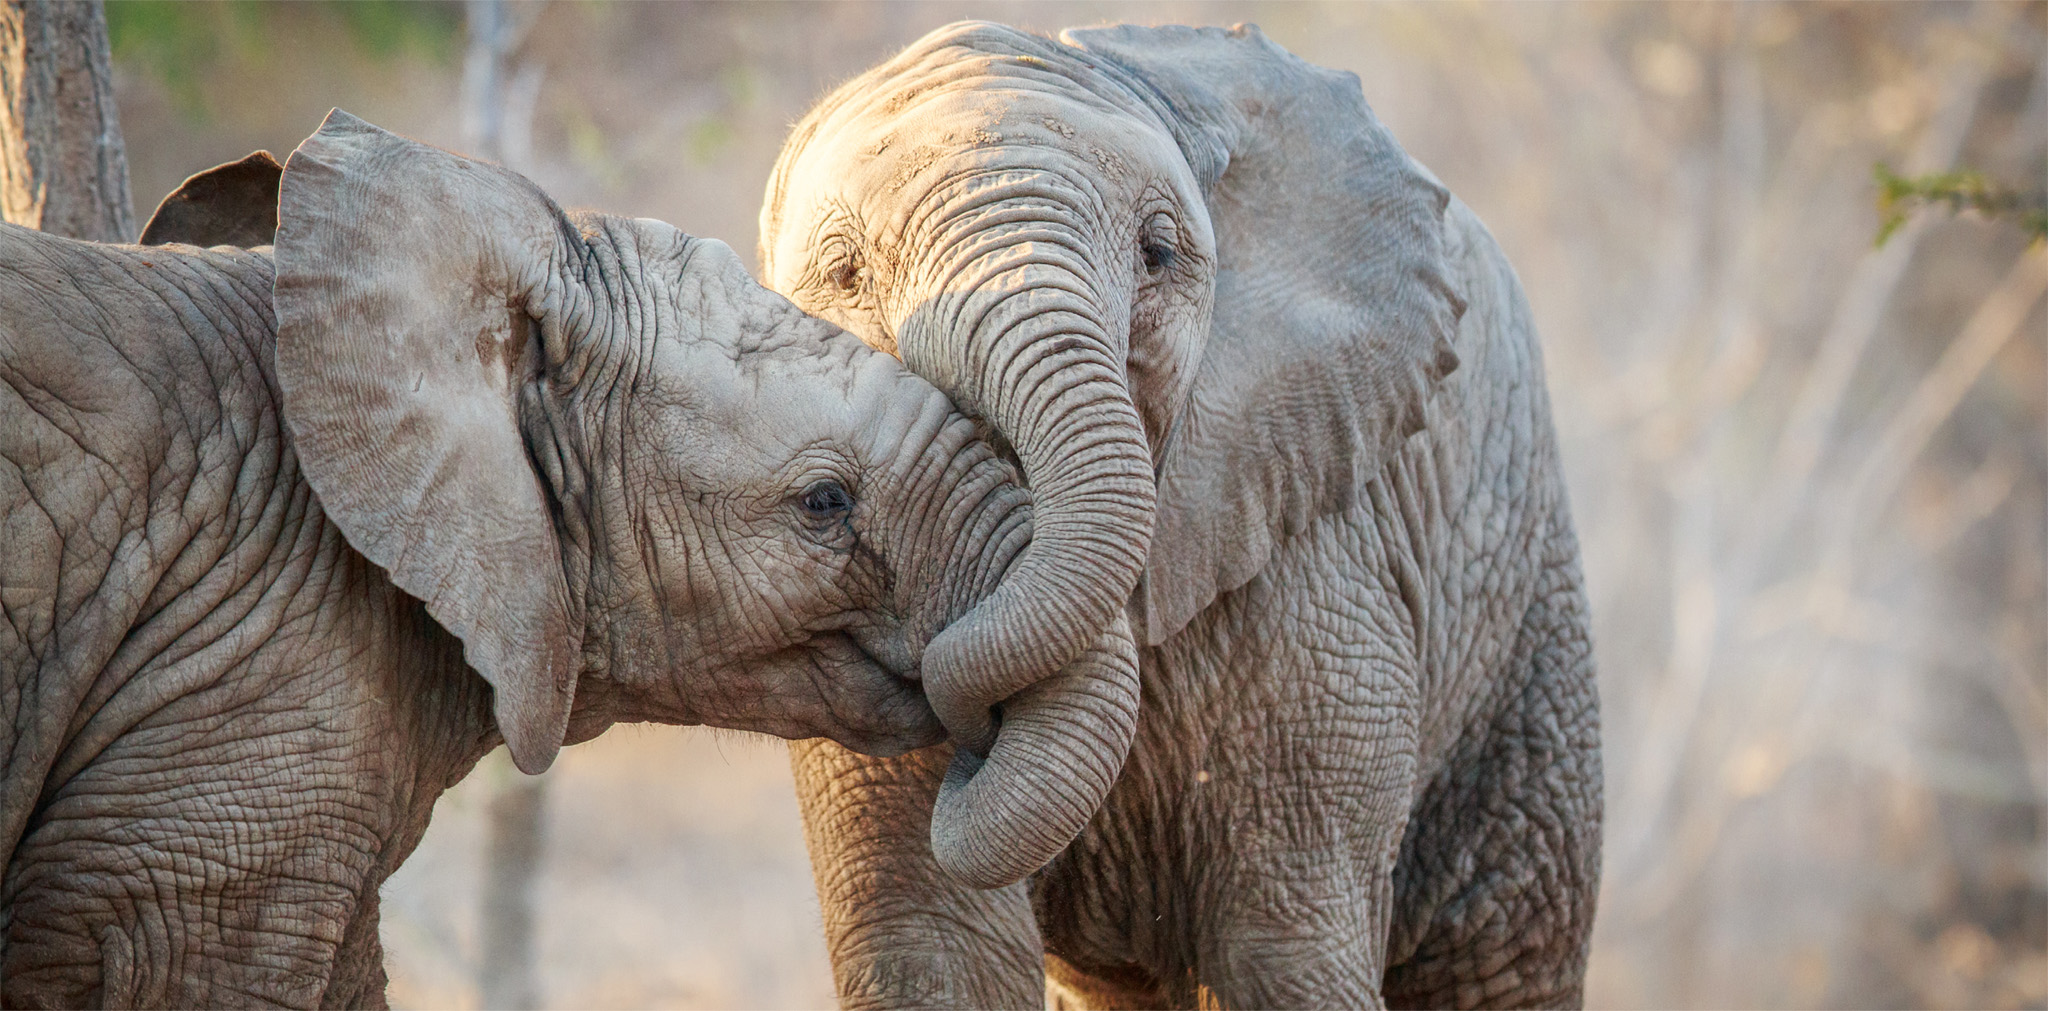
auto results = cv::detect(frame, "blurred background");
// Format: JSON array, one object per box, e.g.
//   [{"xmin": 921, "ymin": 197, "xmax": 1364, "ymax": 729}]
[{"xmin": 97, "ymin": 2, "xmax": 2044, "ymax": 1008}]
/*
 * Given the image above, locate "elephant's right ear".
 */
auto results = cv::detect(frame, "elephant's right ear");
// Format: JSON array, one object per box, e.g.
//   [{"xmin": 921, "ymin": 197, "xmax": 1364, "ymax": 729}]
[
  {"xmin": 1062, "ymin": 24, "xmax": 1467, "ymax": 645},
  {"xmin": 139, "ymin": 150, "xmax": 282, "ymax": 248},
  {"xmin": 272, "ymin": 110, "xmax": 584, "ymax": 774}
]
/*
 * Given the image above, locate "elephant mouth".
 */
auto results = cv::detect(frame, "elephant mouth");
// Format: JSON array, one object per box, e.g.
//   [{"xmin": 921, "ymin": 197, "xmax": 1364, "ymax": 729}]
[
  {"xmin": 679, "ymin": 632, "xmax": 939, "ymax": 756},
  {"xmin": 805, "ymin": 632, "xmax": 945, "ymax": 757}
]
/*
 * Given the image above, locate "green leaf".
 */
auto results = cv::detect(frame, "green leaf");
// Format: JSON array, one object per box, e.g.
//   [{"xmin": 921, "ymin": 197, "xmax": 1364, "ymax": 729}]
[{"xmin": 1873, "ymin": 162, "xmax": 2048, "ymax": 248}]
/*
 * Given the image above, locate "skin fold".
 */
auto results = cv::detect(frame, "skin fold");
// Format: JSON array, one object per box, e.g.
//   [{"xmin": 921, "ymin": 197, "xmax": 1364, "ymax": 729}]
[
  {"xmin": 761, "ymin": 22, "xmax": 1601, "ymax": 1009},
  {"xmin": 0, "ymin": 111, "xmax": 1133, "ymax": 1008}
]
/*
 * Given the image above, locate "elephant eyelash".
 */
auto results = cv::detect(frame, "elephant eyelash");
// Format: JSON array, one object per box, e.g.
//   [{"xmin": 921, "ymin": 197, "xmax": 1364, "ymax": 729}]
[
  {"xmin": 792, "ymin": 479, "xmax": 860, "ymax": 556},
  {"xmin": 1138, "ymin": 210, "xmax": 1181, "ymax": 278},
  {"xmin": 815, "ymin": 228, "xmax": 870, "ymax": 298},
  {"xmin": 1141, "ymin": 241, "xmax": 1175, "ymax": 276},
  {"xmin": 825, "ymin": 257, "xmax": 864, "ymax": 294},
  {"xmin": 799, "ymin": 479, "xmax": 855, "ymax": 519}
]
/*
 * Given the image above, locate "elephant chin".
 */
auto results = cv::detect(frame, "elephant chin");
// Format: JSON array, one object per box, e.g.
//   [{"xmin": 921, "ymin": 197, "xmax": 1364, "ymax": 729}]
[{"xmin": 928, "ymin": 614, "xmax": 1141, "ymax": 889}]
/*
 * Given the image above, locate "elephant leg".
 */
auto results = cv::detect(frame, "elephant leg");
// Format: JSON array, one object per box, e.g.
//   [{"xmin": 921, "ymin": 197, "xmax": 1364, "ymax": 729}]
[
  {"xmin": 1192, "ymin": 821, "xmax": 1401, "ymax": 1010},
  {"xmin": 1381, "ymin": 546, "xmax": 1602, "ymax": 1010},
  {"xmin": 319, "ymin": 876, "xmax": 392, "ymax": 1009},
  {"xmin": 1045, "ymin": 952, "xmax": 1168, "ymax": 1010},
  {"xmin": 1176, "ymin": 693, "xmax": 1419, "ymax": 1009},
  {"xmin": 2, "ymin": 757, "xmax": 378, "ymax": 1008},
  {"xmin": 789, "ymin": 739, "xmax": 1045, "ymax": 1010}
]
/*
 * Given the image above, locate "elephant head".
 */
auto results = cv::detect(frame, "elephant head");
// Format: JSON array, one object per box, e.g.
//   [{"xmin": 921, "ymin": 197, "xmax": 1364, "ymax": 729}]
[
  {"xmin": 762, "ymin": 21, "xmax": 1466, "ymax": 881},
  {"xmin": 269, "ymin": 112, "xmax": 1138, "ymax": 799}
]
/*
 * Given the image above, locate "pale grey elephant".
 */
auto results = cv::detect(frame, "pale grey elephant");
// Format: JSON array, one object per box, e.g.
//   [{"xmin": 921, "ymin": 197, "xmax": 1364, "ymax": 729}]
[
  {"xmin": 0, "ymin": 111, "xmax": 1137, "ymax": 1008},
  {"xmin": 760, "ymin": 22, "xmax": 1601, "ymax": 1009}
]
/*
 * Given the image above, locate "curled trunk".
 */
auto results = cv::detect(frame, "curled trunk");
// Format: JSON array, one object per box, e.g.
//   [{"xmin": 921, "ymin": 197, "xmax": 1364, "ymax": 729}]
[
  {"xmin": 909, "ymin": 261, "xmax": 1156, "ymax": 885},
  {"xmin": 930, "ymin": 615, "xmax": 1141, "ymax": 889}
]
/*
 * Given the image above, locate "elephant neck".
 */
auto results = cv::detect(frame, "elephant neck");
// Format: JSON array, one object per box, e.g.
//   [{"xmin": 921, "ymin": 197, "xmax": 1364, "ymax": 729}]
[{"xmin": 140, "ymin": 242, "xmax": 505, "ymax": 802}]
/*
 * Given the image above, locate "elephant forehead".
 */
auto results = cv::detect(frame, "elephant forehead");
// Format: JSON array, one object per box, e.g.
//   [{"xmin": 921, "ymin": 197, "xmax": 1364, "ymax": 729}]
[
  {"xmin": 870, "ymin": 21, "xmax": 1150, "ymax": 120},
  {"xmin": 631, "ymin": 379, "xmax": 858, "ymax": 493},
  {"xmin": 644, "ymin": 327, "xmax": 872, "ymax": 422},
  {"xmin": 590, "ymin": 219, "xmax": 842, "ymax": 363},
  {"xmin": 823, "ymin": 77, "xmax": 1138, "ymax": 164},
  {"xmin": 641, "ymin": 322, "xmax": 858, "ymax": 405},
  {"xmin": 785, "ymin": 85, "xmax": 1185, "ymax": 242}
]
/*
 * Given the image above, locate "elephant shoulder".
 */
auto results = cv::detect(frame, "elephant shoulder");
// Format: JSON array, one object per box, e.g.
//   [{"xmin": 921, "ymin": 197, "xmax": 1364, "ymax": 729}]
[
  {"xmin": 1442, "ymin": 197, "xmax": 1541, "ymax": 380},
  {"xmin": 1, "ymin": 228, "xmax": 279, "ymax": 501},
  {"xmin": 1430, "ymin": 196, "xmax": 1561, "ymax": 474}
]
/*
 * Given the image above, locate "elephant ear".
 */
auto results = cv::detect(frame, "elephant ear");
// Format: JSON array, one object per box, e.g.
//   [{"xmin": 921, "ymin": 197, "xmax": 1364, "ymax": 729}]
[
  {"xmin": 1062, "ymin": 24, "xmax": 1467, "ymax": 645},
  {"xmin": 138, "ymin": 150, "xmax": 282, "ymax": 248},
  {"xmin": 272, "ymin": 110, "xmax": 584, "ymax": 774}
]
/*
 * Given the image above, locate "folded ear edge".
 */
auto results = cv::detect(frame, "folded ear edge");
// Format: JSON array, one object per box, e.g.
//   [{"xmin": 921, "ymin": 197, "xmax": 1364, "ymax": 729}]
[{"xmin": 139, "ymin": 150, "xmax": 283, "ymax": 249}]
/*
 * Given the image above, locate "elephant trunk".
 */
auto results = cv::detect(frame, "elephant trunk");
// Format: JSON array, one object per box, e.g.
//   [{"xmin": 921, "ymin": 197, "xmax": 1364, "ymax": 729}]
[
  {"xmin": 931, "ymin": 615, "xmax": 1141, "ymax": 889},
  {"xmin": 908, "ymin": 257, "xmax": 1156, "ymax": 886}
]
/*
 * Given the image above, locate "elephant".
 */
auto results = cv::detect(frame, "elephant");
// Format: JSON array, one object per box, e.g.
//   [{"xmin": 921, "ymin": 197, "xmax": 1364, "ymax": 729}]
[
  {"xmin": 0, "ymin": 110, "xmax": 1139, "ymax": 1008},
  {"xmin": 758, "ymin": 21, "xmax": 1601, "ymax": 1009},
  {"xmin": 136, "ymin": 149, "xmax": 284, "ymax": 250}
]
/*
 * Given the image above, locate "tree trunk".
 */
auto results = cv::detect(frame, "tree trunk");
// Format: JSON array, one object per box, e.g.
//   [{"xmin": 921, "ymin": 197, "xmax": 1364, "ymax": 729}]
[
  {"xmin": 479, "ymin": 756, "xmax": 546, "ymax": 1011},
  {"xmin": 0, "ymin": 0, "xmax": 134, "ymax": 241}
]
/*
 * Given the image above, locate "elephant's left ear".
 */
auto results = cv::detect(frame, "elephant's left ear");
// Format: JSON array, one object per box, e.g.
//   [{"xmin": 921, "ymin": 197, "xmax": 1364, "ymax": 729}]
[
  {"xmin": 272, "ymin": 110, "xmax": 586, "ymax": 774},
  {"xmin": 1063, "ymin": 24, "xmax": 1467, "ymax": 645},
  {"xmin": 138, "ymin": 150, "xmax": 282, "ymax": 248}
]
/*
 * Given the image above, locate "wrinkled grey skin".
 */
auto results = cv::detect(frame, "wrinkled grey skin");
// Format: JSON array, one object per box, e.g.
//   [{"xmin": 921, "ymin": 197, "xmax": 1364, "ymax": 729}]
[
  {"xmin": 0, "ymin": 112, "xmax": 1138, "ymax": 1009},
  {"xmin": 761, "ymin": 22, "xmax": 1601, "ymax": 1009}
]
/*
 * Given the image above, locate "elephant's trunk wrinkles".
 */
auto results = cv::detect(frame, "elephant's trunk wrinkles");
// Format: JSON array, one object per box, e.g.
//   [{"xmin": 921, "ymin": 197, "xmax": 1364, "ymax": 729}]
[
  {"xmin": 911, "ymin": 259, "xmax": 1155, "ymax": 887},
  {"xmin": 931, "ymin": 615, "xmax": 1141, "ymax": 890}
]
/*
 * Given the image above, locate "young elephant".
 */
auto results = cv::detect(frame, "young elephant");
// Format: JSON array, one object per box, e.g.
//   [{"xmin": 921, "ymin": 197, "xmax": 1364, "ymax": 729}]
[
  {"xmin": 0, "ymin": 111, "xmax": 1136, "ymax": 1008},
  {"xmin": 761, "ymin": 21, "xmax": 1600, "ymax": 1010}
]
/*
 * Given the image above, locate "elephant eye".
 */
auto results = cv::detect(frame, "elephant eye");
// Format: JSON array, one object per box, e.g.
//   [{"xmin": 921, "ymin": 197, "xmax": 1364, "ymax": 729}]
[
  {"xmin": 799, "ymin": 480, "xmax": 855, "ymax": 520},
  {"xmin": 1141, "ymin": 241, "xmax": 1175, "ymax": 276},
  {"xmin": 825, "ymin": 253, "xmax": 864, "ymax": 295},
  {"xmin": 1139, "ymin": 210, "xmax": 1180, "ymax": 278}
]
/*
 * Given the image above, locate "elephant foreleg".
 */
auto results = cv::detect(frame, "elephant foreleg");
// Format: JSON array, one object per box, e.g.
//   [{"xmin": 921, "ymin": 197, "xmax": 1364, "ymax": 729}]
[
  {"xmin": 1193, "ymin": 807, "xmax": 1403, "ymax": 1010},
  {"xmin": 789, "ymin": 739, "xmax": 1045, "ymax": 1010}
]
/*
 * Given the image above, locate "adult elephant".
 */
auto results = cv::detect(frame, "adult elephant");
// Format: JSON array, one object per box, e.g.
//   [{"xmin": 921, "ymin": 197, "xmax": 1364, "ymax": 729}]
[
  {"xmin": 0, "ymin": 111, "xmax": 1137, "ymax": 1008},
  {"xmin": 760, "ymin": 22, "xmax": 1600, "ymax": 1009}
]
